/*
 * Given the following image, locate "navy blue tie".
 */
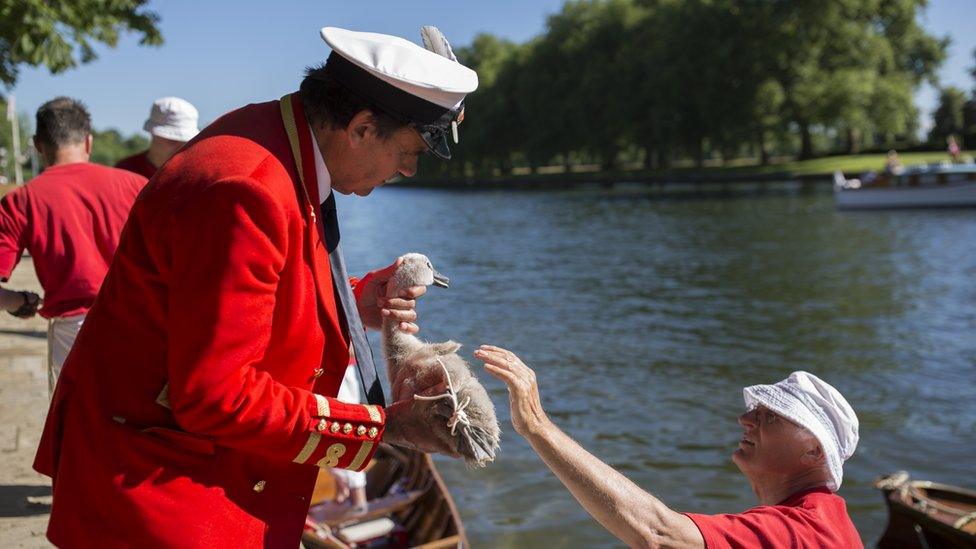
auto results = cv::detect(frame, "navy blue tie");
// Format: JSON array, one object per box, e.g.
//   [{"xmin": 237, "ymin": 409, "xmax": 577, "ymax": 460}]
[
  {"xmin": 321, "ymin": 192, "xmax": 340, "ymax": 253},
  {"xmin": 321, "ymin": 192, "xmax": 386, "ymax": 406}
]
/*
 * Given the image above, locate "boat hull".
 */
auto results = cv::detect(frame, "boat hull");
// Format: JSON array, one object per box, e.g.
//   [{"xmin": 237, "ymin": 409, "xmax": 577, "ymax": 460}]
[
  {"xmin": 875, "ymin": 472, "xmax": 976, "ymax": 548},
  {"xmin": 835, "ymin": 182, "xmax": 976, "ymax": 210},
  {"xmin": 834, "ymin": 167, "xmax": 976, "ymax": 210}
]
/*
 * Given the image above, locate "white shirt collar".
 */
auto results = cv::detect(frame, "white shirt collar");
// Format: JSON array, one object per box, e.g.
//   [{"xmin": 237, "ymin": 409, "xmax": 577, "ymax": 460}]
[{"xmin": 308, "ymin": 123, "xmax": 331, "ymax": 203}]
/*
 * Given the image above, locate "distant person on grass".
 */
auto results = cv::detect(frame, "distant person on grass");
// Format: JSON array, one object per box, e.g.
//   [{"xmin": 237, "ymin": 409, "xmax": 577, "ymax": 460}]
[
  {"xmin": 476, "ymin": 344, "xmax": 863, "ymax": 548},
  {"xmin": 883, "ymin": 149, "xmax": 903, "ymax": 176},
  {"xmin": 0, "ymin": 97, "xmax": 146, "ymax": 393},
  {"xmin": 947, "ymin": 135, "xmax": 961, "ymax": 163},
  {"xmin": 115, "ymin": 96, "xmax": 199, "ymax": 178}
]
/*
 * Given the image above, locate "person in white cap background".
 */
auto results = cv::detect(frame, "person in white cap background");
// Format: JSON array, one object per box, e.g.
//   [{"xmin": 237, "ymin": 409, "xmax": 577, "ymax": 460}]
[
  {"xmin": 477, "ymin": 344, "xmax": 863, "ymax": 548},
  {"xmin": 0, "ymin": 97, "xmax": 147, "ymax": 396},
  {"xmin": 34, "ymin": 26, "xmax": 477, "ymax": 547},
  {"xmin": 115, "ymin": 96, "xmax": 200, "ymax": 179}
]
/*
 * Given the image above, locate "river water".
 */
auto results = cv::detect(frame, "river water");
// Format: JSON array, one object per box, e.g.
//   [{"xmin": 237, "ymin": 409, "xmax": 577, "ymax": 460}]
[{"xmin": 337, "ymin": 185, "xmax": 975, "ymax": 547}]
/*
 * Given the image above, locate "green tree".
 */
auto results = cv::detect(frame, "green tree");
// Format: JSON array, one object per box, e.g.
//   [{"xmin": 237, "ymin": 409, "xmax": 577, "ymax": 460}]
[
  {"xmin": 0, "ymin": 98, "xmax": 31, "ymax": 182},
  {"xmin": 753, "ymin": 79, "xmax": 787, "ymax": 165},
  {"xmin": 90, "ymin": 128, "xmax": 148, "ymax": 167},
  {"xmin": 963, "ymin": 48, "xmax": 976, "ymax": 149},
  {"xmin": 551, "ymin": 0, "xmax": 642, "ymax": 169},
  {"xmin": 453, "ymin": 34, "xmax": 522, "ymax": 176},
  {"xmin": 928, "ymin": 86, "xmax": 967, "ymax": 146},
  {"xmin": 437, "ymin": 0, "xmax": 948, "ymax": 178},
  {"xmin": 0, "ymin": 0, "xmax": 163, "ymax": 86},
  {"xmin": 753, "ymin": 0, "xmax": 945, "ymax": 158},
  {"xmin": 868, "ymin": 73, "xmax": 916, "ymax": 147}
]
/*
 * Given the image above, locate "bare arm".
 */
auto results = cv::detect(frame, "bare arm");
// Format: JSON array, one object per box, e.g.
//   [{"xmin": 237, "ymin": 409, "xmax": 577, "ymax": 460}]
[
  {"xmin": 0, "ymin": 286, "xmax": 40, "ymax": 318},
  {"xmin": 475, "ymin": 345, "xmax": 704, "ymax": 549}
]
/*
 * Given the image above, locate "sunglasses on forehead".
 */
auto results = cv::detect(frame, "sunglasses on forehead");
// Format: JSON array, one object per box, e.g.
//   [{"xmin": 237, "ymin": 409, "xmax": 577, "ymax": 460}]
[{"xmin": 413, "ymin": 105, "xmax": 464, "ymax": 160}]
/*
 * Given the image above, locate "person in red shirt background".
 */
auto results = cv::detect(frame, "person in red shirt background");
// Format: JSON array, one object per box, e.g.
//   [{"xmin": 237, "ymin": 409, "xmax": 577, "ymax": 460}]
[
  {"xmin": 0, "ymin": 97, "xmax": 147, "ymax": 393},
  {"xmin": 478, "ymin": 345, "xmax": 863, "ymax": 548},
  {"xmin": 115, "ymin": 96, "xmax": 199, "ymax": 179}
]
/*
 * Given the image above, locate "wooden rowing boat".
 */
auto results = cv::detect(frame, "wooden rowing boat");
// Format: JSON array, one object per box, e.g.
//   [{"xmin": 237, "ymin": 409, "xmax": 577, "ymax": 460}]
[
  {"xmin": 875, "ymin": 471, "xmax": 976, "ymax": 548},
  {"xmin": 302, "ymin": 443, "xmax": 467, "ymax": 548}
]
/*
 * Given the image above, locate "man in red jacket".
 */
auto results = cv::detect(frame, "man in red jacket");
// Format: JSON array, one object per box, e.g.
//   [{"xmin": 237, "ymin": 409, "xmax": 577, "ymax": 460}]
[
  {"xmin": 34, "ymin": 26, "xmax": 478, "ymax": 547},
  {"xmin": 0, "ymin": 97, "xmax": 147, "ymax": 394}
]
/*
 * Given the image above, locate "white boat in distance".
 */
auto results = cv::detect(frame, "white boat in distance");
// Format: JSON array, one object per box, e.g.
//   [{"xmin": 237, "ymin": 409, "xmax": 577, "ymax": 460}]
[{"xmin": 834, "ymin": 162, "xmax": 976, "ymax": 210}]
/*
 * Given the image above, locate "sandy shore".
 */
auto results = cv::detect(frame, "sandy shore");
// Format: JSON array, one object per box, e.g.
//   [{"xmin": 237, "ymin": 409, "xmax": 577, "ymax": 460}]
[{"xmin": 0, "ymin": 258, "xmax": 54, "ymax": 547}]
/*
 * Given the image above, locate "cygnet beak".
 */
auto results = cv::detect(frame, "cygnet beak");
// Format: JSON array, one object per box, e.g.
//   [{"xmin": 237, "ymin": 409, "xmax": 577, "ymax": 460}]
[{"xmin": 432, "ymin": 270, "xmax": 450, "ymax": 288}]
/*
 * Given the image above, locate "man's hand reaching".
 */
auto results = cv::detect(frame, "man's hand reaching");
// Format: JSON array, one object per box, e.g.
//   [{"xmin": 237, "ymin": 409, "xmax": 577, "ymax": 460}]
[
  {"xmin": 383, "ymin": 381, "xmax": 462, "ymax": 458},
  {"xmin": 356, "ymin": 258, "xmax": 427, "ymax": 334}
]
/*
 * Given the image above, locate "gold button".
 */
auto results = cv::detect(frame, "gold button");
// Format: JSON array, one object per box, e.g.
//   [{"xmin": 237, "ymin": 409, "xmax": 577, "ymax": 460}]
[
  {"xmin": 330, "ymin": 422, "xmax": 340, "ymax": 433},
  {"xmin": 253, "ymin": 480, "xmax": 266, "ymax": 493},
  {"xmin": 317, "ymin": 420, "xmax": 327, "ymax": 432},
  {"xmin": 313, "ymin": 368, "xmax": 324, "ymax": 379},
  {"xmin": 367, "ymin": 427, "xmax": 378, "ymax": 439},
  {"xmin": 342, "ymin": 423, "xmax": 353, "ymax": 435},
  {"xmin": 356, "ymin": 425, "xmax": 366, "ymax": 436}
]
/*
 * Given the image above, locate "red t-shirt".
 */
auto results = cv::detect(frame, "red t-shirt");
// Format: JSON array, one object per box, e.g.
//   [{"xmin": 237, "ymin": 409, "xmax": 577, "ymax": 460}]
[
  {"xmin": 686, "ymin": 487, "xmax": 863, "ymax": 548},
  {"xmin": 115, "ymin": 150, "xmax": 157, "ymax": 179},
  {"xmin": 0, "ymin": 162, "xmax": 147, "ymax": 318}
]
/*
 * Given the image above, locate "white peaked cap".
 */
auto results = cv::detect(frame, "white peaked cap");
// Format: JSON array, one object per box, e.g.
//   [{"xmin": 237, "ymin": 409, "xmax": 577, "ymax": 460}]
[
  {"xmin": 743, "ymin": 371, "xmax": 859, "ymax": 492},
  {"xmin": 319, "ymin": 26, "xmax": 478, "ymax": 160},
  {"xmin": 321, "ymin": 27, "xmax": 477, "ymax": 110}
]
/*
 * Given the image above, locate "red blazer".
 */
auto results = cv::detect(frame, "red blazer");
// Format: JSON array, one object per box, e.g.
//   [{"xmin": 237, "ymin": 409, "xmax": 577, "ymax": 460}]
[{"xmin": 34, "ymin": 97, "xmax": 386, "ymax": 548}]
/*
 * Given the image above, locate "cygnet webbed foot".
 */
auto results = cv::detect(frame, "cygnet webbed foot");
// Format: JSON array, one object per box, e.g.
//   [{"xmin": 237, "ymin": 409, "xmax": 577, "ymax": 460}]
[
  {"xmin": 458, "ymin": 424, "xmax": 498, "ymax": 466},
  {"xmin": 407, "ymin": 354, "xmax": 500, "ymax": 467}
]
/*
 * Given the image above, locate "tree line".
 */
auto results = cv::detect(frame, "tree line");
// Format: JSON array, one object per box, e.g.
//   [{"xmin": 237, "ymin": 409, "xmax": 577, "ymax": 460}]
[
  {"xmin": 2, "ymin": 0, "xmax": 972, "ymax": 182},
  {"xmin": 929, "ymin": 53, "xmax": 976, "ymax": 150},
  {"xmin": 424, "ymin": 0, "xmax": 955, "ymax": 179},
  {"xmin": 0, "ymin": 0, "xmax": 159, "ymax": 182}
]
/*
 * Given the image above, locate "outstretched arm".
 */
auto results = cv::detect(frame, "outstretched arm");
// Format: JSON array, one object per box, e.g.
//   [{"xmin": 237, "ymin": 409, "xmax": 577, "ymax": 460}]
[
  {"xmin": 475, "ymin": 345, "xmax": 704, "ymax": 549},
  {"xmin": 0, "ymin": 188, "xmax": 41, "ymax": 319}
]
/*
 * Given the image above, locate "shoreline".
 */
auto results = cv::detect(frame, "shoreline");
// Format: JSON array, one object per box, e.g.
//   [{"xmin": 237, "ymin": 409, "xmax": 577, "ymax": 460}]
[
  {"xmin": 395, "ymin": 169, "xmax": 827, "ymax": 191},
  {"xmin": 400, "ymin": 150, "xmax": 973, "ymax": 190}
]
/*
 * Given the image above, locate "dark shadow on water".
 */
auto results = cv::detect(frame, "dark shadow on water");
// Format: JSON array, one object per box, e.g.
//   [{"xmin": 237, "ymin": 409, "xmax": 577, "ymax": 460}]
[
  {"xmin": 0, "ymin": 328, "xmax": 46, "ymax": 340},
  {"xmin": 388, "ymin": 180, "xmax": 831, "ymax": 202},
  {"xmin": 556, "ymin": 185, "xmax": 828, "ymax": 203},
  {"xmin": 0, "ymin": 484, "xmax": 52, "ymax": 517}
]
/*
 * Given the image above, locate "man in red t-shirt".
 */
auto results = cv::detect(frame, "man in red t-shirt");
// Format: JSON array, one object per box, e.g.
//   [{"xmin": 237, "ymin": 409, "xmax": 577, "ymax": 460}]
[
  {"xmin": 115, "ymin": 96, "xmax": 199, "ymax": 179},
  {"xmin": 0, "ymin": 97, "xmax": 147, "ymax": 393},
  {"xmin": 478, "ymin": 346, "xmax": 863, "ymax": 548}
]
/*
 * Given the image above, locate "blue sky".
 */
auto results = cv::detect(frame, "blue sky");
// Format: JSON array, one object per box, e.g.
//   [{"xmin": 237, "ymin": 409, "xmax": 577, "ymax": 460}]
[{"xmin": 8, "ymin": 0, "xmax": 975, "ymax": 136}]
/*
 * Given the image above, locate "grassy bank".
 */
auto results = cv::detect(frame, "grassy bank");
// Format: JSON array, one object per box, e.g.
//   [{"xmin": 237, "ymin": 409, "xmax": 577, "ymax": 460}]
[
  {"xmin": 407, "ymin": 150, "xmax": 975, "ymax": 188},
  {"xmin": 747, "ymin": 150, "xmax": 974, "ymax": 177}
]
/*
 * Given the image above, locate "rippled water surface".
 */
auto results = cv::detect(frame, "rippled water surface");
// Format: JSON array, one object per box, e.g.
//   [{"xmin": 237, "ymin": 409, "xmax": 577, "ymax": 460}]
[{"xmin": 337, "ymin": 186, "xmax": 975, "ymax": 547}]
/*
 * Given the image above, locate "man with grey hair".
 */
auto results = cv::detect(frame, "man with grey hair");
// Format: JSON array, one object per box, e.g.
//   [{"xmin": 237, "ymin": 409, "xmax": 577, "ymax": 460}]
[
  {"xmin": 34, "ymin": 27, "xmax": 477, "ymax": 547},
  {"xmin": 477, "ymin": 344, "xmax": 863, "ymax": 548}
]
